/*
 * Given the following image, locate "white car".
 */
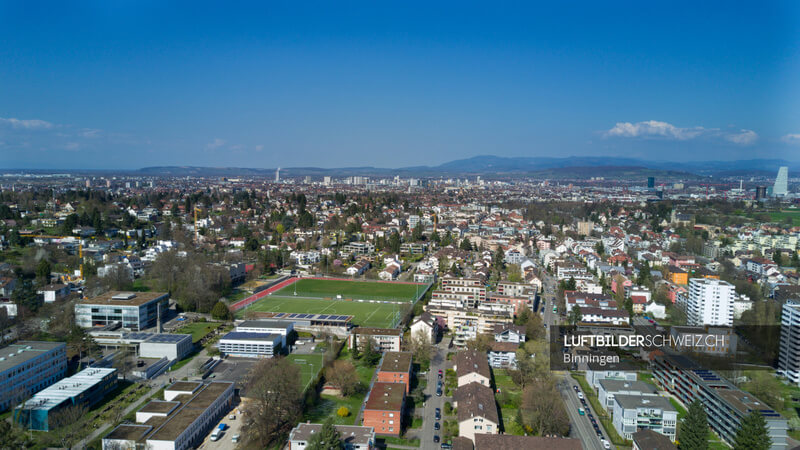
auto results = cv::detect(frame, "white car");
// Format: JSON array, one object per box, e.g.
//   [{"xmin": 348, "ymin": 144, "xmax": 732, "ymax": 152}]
[
  {"xmin": 577, "ymin": 392, "xmax": 584, "ymax": 399},
  {"xmin": 602, "ymin": 439, "xmax": 611, "ymax": 449}
]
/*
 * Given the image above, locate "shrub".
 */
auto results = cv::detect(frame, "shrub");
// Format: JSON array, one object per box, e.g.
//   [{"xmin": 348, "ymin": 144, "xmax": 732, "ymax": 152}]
[{"xmin": 337, "ymin": 406, "xmax": 350, "ymax": 417}]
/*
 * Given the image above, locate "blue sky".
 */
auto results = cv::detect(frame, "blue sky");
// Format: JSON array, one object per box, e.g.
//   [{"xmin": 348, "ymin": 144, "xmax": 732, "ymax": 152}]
[{"xmin": 1, "ymin": 1, "xmax": 798, "ymax": 169}]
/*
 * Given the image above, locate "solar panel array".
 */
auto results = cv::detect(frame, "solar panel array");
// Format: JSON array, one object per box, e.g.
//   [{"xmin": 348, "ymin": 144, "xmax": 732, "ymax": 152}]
[{"xmin": 270, "ymin": 312, "xmax": 353, "ymax": 322}]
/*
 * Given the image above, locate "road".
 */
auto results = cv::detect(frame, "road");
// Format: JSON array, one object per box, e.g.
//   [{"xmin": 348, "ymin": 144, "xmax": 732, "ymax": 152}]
[
  {"xmin": 558, "ymin": 375, "xmax": 607, "ymax": 450},
  {"xmin": 419, "ymin": 336, "xmax": 451, "ymax": 450}
]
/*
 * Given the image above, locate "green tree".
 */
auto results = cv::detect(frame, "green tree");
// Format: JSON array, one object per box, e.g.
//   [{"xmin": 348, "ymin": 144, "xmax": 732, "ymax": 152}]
[
  {"xmin": 211, "ymin": 301, "xmax": 232, "ymax": 321},
  {"xmin": 568, "ymin": 305, "xmax": 582, "ymax": 325},
  {"xmin": 308, "ymin": 418, "xmax": 343, "ymax": 450},
  {"xmin": 36, "ymin": 258, "xmax": 52, "ymax": 281},
  {"xmin": 389, "ymin": 232, "xmax": 401, "ymax": 254},
  {"xmin": 460, "ymin": 238, "xmax": 472, "ymax": 251},
  {"xmin": 732, "ymin": 411, "xmax": 771, "ymax": 450},
  {"xmin": 678, "ymin": 400, "xmax": 708, "ymax": 450}
]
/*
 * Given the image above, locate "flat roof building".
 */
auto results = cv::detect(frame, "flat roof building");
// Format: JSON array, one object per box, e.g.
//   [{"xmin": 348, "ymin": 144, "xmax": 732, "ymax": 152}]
[
  {"xmin": 289, "ymin": 423, "xmax": 375, "ymax": 450},
  {"xmin": 103, "ymin": 381, "xmax": 234, "ymax": 450},
  {"xmin": 16, "ymin": 367, "xmax": 117, "ymax": 431},
  {"xmin": 611, "ymin": 394, "xmax": 678, "ymax": 441},
  {"xmin": 76, "ymin": 291, "xmax": 169, "ymax": 331},
  {"xmin": 218, "ymin": 331, "xmax": 283, "ymax": 358},
  {"xmin": 0, "ymin": 341, "xmax": 67, "ymax": 411}
]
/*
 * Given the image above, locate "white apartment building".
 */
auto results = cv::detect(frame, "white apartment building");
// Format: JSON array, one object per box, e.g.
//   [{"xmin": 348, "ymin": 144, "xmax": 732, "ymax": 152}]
[
  {"xmin": 779, "ymin": 299, "xmax": 800, "ymax": 385},
  {"xmin": 686, "ymin": 279, "xmax": 735, "ymax": 326}
]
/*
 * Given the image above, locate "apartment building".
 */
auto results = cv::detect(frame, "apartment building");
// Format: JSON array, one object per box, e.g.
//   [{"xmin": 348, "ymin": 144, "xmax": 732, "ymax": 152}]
[
  {"xmin": 611, "ymin": 394, "xmax": 678, "ymax": 441},
  {"xmin": 779, "ymin": 299, "xmax": 800, "ymax": 385},
  {"xmin": 652, "ymin": 353, "xmax": 788, "ymax": 449},
  {"xmin": 361, "ymin": 382, "xmax": 405, "ymax": 436},
  {"xmin": 455, "ymin": 349, "xmax": 491, "ymax": 387},
  {"xmin": 349, "ymin": 328, "xmax": 402, "ymax": 352},
  {"xmin": 454, "ymin": 382, "xmax": 499, "ymax": 443},
  {"xmin": 289, "ymin": 424, "xmax": 375, "ymax": 450},
  {"xmin": 687, "ymin": 278, "xmax": 735, "ymax": 326},
  {"xmin": 425, "ymin": 305, "xmax": 512, "ymax": 347},
  {"xmin": 377, "ymin": 352, "xmax": 412, "ymax": 393},
  {"xmin": 597, "ymin": 379, "xmax": 658, "ymax": 413}
]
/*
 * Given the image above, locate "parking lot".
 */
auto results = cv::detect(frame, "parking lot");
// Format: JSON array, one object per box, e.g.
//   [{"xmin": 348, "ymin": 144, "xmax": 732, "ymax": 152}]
[{"xmin": 198, "ymin": 403, "xmax": 244, "ymax": 450}]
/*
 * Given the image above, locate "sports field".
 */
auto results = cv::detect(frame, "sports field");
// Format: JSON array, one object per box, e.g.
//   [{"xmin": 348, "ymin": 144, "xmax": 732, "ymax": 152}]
[
  {"xmin": 240, "ymin": 295, "xmax": 406, "ymax": 328},
  {"xmin": 287, "ymin": 353, "xmax": 323, "ymax": 393},
  {"xmin": 273, "ymin": 278, "xmax": 423, "ymax": 302}
]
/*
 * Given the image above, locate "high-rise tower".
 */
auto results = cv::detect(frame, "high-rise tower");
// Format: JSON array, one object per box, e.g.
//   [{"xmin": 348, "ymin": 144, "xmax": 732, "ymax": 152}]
[{"xmin": 774, "ymin": 166, "xmax": 789, "ymax": 196}]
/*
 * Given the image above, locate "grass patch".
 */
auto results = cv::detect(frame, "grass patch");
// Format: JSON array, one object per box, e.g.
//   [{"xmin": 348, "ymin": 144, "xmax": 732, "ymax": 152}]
[
  {"xmin": 380, "ymin": 436, "xmax": 421, "ymax": 447},
  {"xmin": 275, "ymin": 278, "xmax": 424, "ymax": 302},
  {"xmin": 175, "ymin": 321, "xmax": 223, "ymax": 343},
  {"xmin": 668, "ymin": 397, "xmax": 688, "ymax": 420},
  {"xmin": 287, "ymin": 353, "xmax": 324, "ymax": 393}
]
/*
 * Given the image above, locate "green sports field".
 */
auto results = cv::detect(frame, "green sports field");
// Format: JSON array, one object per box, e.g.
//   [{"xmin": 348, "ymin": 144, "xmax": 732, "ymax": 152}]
[
  {"xmin": 287, "ymin": 353, "xmax": 323, "ymax": 393},
  {"xmin": 239, "ymin": 295, "xmax": 406, "ymax": 328},
  {"xmin": 273, "ymin": 278, "xmax": 423, "ymax": 302}
]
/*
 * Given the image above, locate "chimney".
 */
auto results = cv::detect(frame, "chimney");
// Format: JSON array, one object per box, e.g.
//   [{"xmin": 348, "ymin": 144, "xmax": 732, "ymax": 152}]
[{"xmin": 157, "ymin": 302, "xmax": 163, "ymax": 333}]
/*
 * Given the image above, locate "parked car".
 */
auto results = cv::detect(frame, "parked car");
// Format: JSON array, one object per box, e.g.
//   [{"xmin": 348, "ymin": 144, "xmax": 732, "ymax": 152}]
[
  {"xmin": 434, "ymin": 435, "xmax": 440, "ymax": 443},
  {"xmin": 435, "ymin": 408, "xmax": 441, "ymax": 420},
  {"xmin": 434, "ymin": 422, "xmax": 440, "ymax": 430},
  {"xmin": 578, "ymin": 408, "xmax": 585, "ymax": 416}
]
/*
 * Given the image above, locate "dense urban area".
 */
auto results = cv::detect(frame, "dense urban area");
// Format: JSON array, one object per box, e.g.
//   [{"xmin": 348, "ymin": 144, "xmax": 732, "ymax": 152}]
[{"xmin": 0, "ymin": 167, "xmax": 798, "ymax": 450}]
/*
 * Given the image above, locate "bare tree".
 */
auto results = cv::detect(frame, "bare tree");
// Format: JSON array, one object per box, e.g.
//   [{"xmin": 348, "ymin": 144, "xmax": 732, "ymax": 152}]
[
  {"xmin": 519, "ymin": 378, "xmax": 570, "ymax": 436},
  {"xmin": 325, "ymin": 360, "xmax": 362, "ymax": 396},
  {"xmin": 49, "ymin": 404, "xmax": 88, "ymax": 447},
  {"xmin": 241, "ymin": 357, "xmax": 303, "ymax": 448}
]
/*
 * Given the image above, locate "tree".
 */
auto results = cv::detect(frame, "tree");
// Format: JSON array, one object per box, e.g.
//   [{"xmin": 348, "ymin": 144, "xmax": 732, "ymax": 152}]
[
  {"xmin": 678, "ymin": 400, "xmax": 708, "ymax": 450},
  {"xmin": 211, "ymin": 301, "xmax": 232, "ymax": 321},
  {"xmin": 307, "ymin": 418, "xmax": 343, "ymax": 450},
  {"xmin": 568, "ymin": 305, "xmax": 582, "ymax": 325},
  {"xmin": 242, "ymin": 358, "xmax": 304, "ymax": 448},
  {"xmin": 389, "ymin": 232, "xmax": 401, "ymax": 254},
  {"xmin": 406, "ymin": 329, "xmax": 433, "ymax": 369},
  {"xmin": 244, "ymin": 237, "xmax": 260, "ymax": 251},
  {"xmin": 519, "ymin": 378, "xmax": 570, "ymax": 436},
  {"xmin": 732, "ymin": 411, "xmax": 771, "ymax": 450},
  {"xmin": 326, "ymin": 360, "xmax": 362, "ymax": 397},
  {"xmin": 360, "ymin": 339, "xmax": 382, "ymax": 366},
  {"xmin": 36, "ymin": 258, "xmax": 52, "ymax": 281},
  {"xmin": 459, "ymin": 238, "xmax": 472, "ymax": 251},
  {"xmin": 466, "ymin": 334, "xmax": 494, "ymax": 352},
  {"xmin": 336, "ymin": 407, "xmax": 350, "ymax": 418},
  {"xmin": 507, "ymin": 264, "xmax": 522, "ymax": 282}
]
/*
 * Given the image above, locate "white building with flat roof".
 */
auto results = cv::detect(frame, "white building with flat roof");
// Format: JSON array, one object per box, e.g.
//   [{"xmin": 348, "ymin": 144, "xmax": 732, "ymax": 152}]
[{"xmin": 75, "ymin": 291, "xmax": 169, "ymax": 331}]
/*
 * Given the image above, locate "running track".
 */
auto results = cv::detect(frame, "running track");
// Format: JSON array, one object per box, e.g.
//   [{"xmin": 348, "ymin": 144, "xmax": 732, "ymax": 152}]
[{"xmin": 228, "ymin": 276, "xmax": 427, "ymax": 312}]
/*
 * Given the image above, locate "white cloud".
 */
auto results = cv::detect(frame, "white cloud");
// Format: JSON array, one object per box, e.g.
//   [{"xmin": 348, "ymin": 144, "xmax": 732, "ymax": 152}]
[
  {"xmin": 79, "ymin": 128, "xmax": 101, "ymax": 138},
  {"xmin": 255, "ymin": 145, "xmax": 264, "ymax": 151},
  {"xmin": 0, "ymin": 117, "xmax": 54, "ymax": 130},
  {"xmin": 206, "ymin": 138, "xmax": 226, "ymax": 150},
  {"xmin": 604, "ymin": 120, "xmax": 757, "ymax": 145},
  {"xmin": 782, "ymin": 134, "xmax": 800, "ymax": 145},
  {"xmin": 724, "ymin": 129, "xmax": 758, "ymax": 145},
  {"xmin": 64, "ymin": 142, "xmax": 80, "ymax": 150}
]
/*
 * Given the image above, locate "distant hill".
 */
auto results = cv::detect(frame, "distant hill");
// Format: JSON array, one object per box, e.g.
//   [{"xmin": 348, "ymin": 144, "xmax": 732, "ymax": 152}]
[{"xmin": 134, "ymin": 156, "xmax": 798, "ymax": 179}]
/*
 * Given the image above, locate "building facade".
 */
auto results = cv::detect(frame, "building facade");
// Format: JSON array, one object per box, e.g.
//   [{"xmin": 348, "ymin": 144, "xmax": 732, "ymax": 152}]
[
  {"xmin": 687, "ymin": 278, "xmax": 735, "ymax": 326},
  {"xmin": 0, "ymin": 341, "xmax": 67, "ymax": 412},
  {"xmin": 75, "ymin": 291, "xmax": 169, "ymax": 331}
]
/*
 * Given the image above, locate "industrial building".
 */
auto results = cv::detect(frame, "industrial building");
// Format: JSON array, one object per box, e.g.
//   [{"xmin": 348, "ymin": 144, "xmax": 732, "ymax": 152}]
[
  {"xmin": 75, "ymin": 291, "xmax": 169, "ymax": 331},
  {"xmin": 102, "ymin": 381, "xmax": 234, "ymax": 450},
  {"xmin": 0, "ymin": 341, "xmax": 67, "ymax": 412},
  {"xmin": 15, "ymin": 367, "xmax": 117, "ymax": 431}
]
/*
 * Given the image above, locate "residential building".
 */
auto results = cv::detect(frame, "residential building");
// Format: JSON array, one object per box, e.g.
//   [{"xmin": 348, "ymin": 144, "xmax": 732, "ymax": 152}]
[
  {"xmin": 289, "ymin": 423, "xmax": 375, "ymax": 450},
  {"xmin": 75, "ymin": 291, "xmax": 169, "ymax": 331},
  {"xmin": 102, "ymin": 381, "xmax": 234, "ymax": 450},
  {"xmin": 37, "ymin": 284, "xmax": 70, "ymax": 303},
  {"xmin": 350, "ymin": 328, "xmax": 402, "ymax": 352},
  {"xmin": 632, "ymin": 429, "xmax": 677, "ymax": 450},
  {"xmin": 361, "ymin": 382, "xmax": 405, "ymax": 436},
  {"xmin": 666, "ymin": 266, "xmax": 688, "ymax": 285},
  {"xmin": 455, "ymin": 350, "xmax": 491, "ymax": 387},
  {"xmin": 652, "ymin": 353, "xmax": 788, "ymax": 449},
  {"xmin": 487, "ymin": 342, "xmax": 518, "ymax": 368},
  {"xmin": 493, "ymin": 324, "xmax": 525, "ymax": 343},
  {"xmin": 0, "ymin": 341, "xmax": 67, "ymax": 412},
  {"xmin": 16, "ymin": 367, "xmax": 117, "ymax": 431},
  {"xmin": 687, "ymin": 278, "xmax": 735, "ymax": 326},
  {"xmin": 597, "ymin": 379, "xmax": 658, "ymax": 413},
  {"xmin": 612, "ymin": 394, "xmax": 678, "ymax": 441},
  {"xmin": 779, "ymin": 299, "xmax": 800, "ymax": 384},
  {"xmin": 454, "ymin": 382, "xmax": 499, "ymax": 443},
  {"xmin": 377, "ymin": 352, "xmax": 412, "ymax": 393},
  {"xmin": 409, "ymin": 311, "xmax": 438, "ymax": 343},
  {"xmin": 585, "ymin": 368, "xmax": 637, "ymax": 391},
  {"xmin": 425, "ymin": 305, "xmax": 513, "ymax": 347}
]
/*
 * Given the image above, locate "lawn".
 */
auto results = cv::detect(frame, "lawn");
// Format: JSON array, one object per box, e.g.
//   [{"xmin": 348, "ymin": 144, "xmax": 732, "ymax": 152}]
[
  {"xmin": 302, "ymin": 347, "xmax": 377, "ymax": 426},
  {"xmin": 287, "ymin": 353, "xmax": 324, "ymax": 393},
  {"xmin": 239, "ymin": 295, "xmax": 406, "ymax": 328},
  {"xmin": 175, "ymin": 321, "xmax": 223, "ymax": 343},
  {"xmin": 274, "ymin": 278, "xmax": 424, "ymax": 302},
  {"xmin": 768, "ymin": 210, "xmax": 800, "ymax": 226}
]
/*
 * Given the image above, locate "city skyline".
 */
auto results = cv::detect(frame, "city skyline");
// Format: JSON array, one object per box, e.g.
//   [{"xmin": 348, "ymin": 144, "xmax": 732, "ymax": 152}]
[{"xmin": 1, "ymin": 1, "xmax": 799, "ymax": 169}]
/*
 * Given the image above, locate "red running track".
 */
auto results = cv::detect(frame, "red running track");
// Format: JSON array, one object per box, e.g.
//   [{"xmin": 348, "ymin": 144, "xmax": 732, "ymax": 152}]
[{"xmin": 228, "ymin": 277, "xmax": 297, "ymax": 312}]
